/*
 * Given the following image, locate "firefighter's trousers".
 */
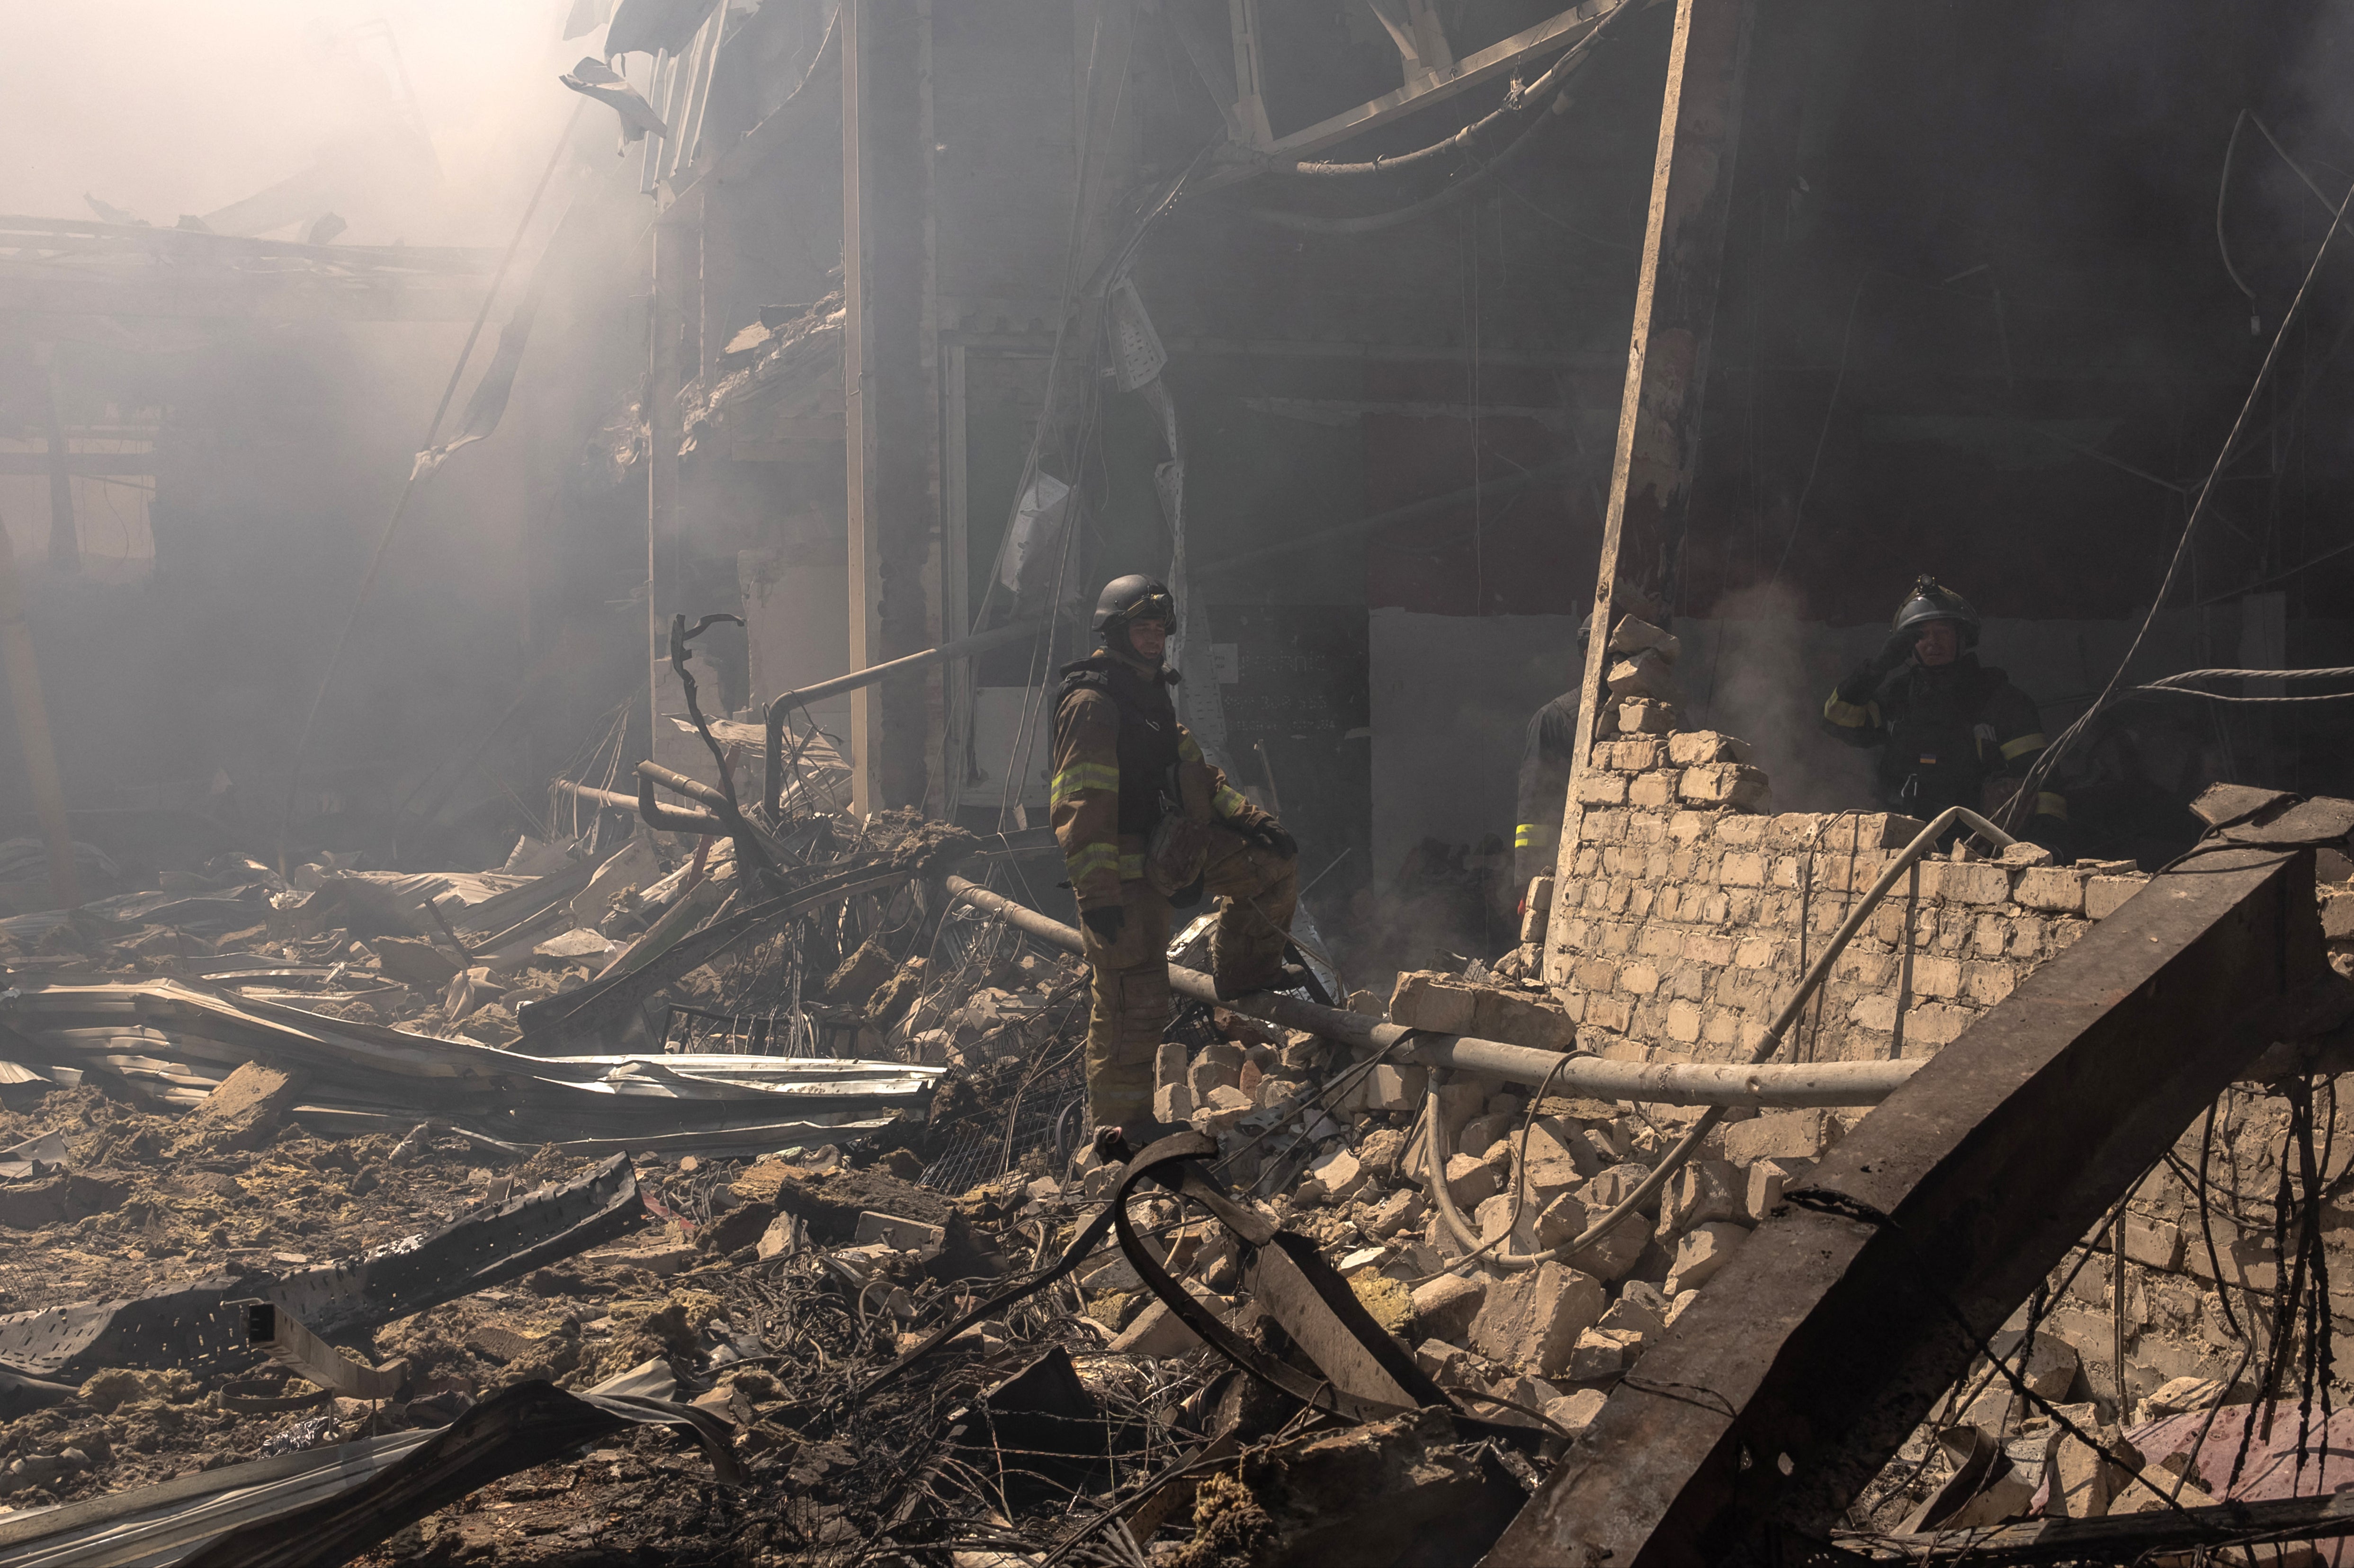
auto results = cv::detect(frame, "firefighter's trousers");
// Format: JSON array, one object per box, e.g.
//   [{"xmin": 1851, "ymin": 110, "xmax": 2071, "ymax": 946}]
[{"xmin": 1079, "ymin": 831, "xmax": 1299, "ymax": 1129}]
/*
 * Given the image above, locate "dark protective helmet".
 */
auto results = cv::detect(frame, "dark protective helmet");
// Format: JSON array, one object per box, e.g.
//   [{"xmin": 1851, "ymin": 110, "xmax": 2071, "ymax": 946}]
[
  {"xmin": 1092, "ymin": 574, "xmax": 1175, "ymax": 642},
  {"xmin": 1891, "ymin": 575, "xmax": 1980, "ymax": 650}
]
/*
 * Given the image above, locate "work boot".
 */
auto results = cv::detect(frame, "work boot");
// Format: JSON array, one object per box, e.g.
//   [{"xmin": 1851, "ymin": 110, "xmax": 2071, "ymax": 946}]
[
  {"xmin": 1092, "ymin": 1118, "xmax": 1197, "ymax": 1168},
  {"xmin": 1211, "ymin": 961, "xmax": 1311, "ymax": 1001}
]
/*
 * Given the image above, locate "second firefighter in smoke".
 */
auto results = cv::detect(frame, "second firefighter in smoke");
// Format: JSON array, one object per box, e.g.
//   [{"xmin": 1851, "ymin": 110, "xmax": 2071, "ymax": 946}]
[{"xmin": 1822, "ymin": 575, "xmax": 2068, "ymax": 849}]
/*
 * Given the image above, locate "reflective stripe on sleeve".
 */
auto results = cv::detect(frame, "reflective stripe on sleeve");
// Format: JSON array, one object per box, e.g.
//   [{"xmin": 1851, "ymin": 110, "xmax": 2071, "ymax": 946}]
[
  {"xmin": 2000, "ymin": 731, "xmax": 2048, "ymax": 761},
  {"xmin": 2034, "ymin": 792, "xmax": 2068, "ymax": 820},
  {"xmin": 1823, "ymin": 693, "xmax": 1879, "ymax": 728},
  {"xmin": 1212, "ymin": 784, "xmax": 1249, "ymax": 819},
  {"xmin": 1049, "ymin": 762, "xmax": 1121, "ymax": 806},
  {"xmin": 1178, "ymin": 734, "xmax": 1204, "ymax": 763},
  {"xmin": 1515, "ymin": 822, "xmax": 1555, "ymax": 849}
]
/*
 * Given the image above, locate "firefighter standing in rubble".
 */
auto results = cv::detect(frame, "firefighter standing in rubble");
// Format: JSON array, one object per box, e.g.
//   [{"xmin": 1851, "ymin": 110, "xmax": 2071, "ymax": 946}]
[
  {"xmin": 1051, "ymin": 575, "xmax": 1300, "ymax": 1137},
  {"xmin": 1822, "ymin": 576, "xmax": 2069, "ymax": 849}
]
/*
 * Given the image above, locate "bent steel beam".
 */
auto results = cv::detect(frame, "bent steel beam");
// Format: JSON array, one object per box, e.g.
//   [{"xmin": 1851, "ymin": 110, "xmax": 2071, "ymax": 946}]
[
  {"xmin": 1485, "ymin": 844, "xmax": 2332, "ymax": 1564},
  {"xmin": 761, "ymin": 616, "xmax": 1046, "ymax": 815}
]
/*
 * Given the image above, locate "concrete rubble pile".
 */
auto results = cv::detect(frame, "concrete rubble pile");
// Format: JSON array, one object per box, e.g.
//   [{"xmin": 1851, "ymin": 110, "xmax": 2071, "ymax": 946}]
[
  {"xmin": 0, "ymin": 769, "xmax": 1839, "ymax": 1564},
  {"xmin": 4, "ymin": 713, "xmax": 2354, "ymax": 1564}
]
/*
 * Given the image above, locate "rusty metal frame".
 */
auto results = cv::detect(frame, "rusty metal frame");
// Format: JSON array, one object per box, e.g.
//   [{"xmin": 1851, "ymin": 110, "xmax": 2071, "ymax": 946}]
[
  {"xmin": 242, "ymin": 1301, "xmax": 409, "ymax": 1400},
  {"xmin": 1487, "ymin": 844, "xmax": 2333, "ymax": 1563}
]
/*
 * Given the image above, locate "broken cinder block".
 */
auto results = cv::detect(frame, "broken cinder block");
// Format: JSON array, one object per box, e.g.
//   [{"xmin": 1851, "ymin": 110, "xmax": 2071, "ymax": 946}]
[
  {"xmin": 1191, "ymin": 1084, "xmax": 1253, "ymax": 1134},
  {"xmin": 1544, "ymin": 1387, "xmax": 1609, "ymax": 1436},
  {"xmin": 1352, "ymin": 1063, "xmax": 1427, "ymax": 1114},
  {"xmin": 1307, "ymin": 1146, "xmax": 1368, "ymax": 1206},
  {"xmin": 2085, "ymin": 874, "xmax": 2148, "ymax": 920},
  {"xmin": 1388, "ymin": 971, "xmax": 1479, "ymax": 1034},
  {"xmin": 1719, "ymin": 1108, "xmax": 1842, "ymax": 1166},
  {"xmin": 1606, "ymin": 650, "xmax": 1684, "ymax": 708},
  {"xmin": 1664, "ymin": 1220, "xmax": 1747, "ymax": 1295},
  {"xmin": 1154, "ymin": 1081, "xmax": 1194, "ymax": 1123},
  {"xmin": 1607, "ymin": 616, "xmax": 1680, "ymax": 661},
  {"xmin": 1614, "ymin": 698, "xmax": 1677, "ymax": 734},
  {"xmin": 1566, "ymin": 1326, "xmax": 1644, "ymax": 1382},
  {"xmin": 1445, "ymin": 1153, "xmax": 1503, "ymax": 1210},
  {"xmin": 174, "ymin": 1061, "xmax": 306, "ymax": 1152},
  {"xmin": 1654, "ymin": 1159, "xmax": 1741, "ymax": 1242},
  {"xmin": 1367, "ymin": 1187, "xmax": 1428, "ymax": 1239},
  {"xmin": 1666, "ymin": 730, "xmax": 1751, "ymax": 766},
  {"xmin": 1741, "ymin": 1158, "xmax": 1811, "ymax": 1224},
  {"xmin": 1468, "ymin": 1261, "xmax": 1605, "ymax": 1377},
  {"xmin": 1107, "ymin": 1281, "xmax": 1230, "ymax": 1357},
  {"xmin": 1678, "ymin": 763, "xmax": 1770, "ymax": 811}
]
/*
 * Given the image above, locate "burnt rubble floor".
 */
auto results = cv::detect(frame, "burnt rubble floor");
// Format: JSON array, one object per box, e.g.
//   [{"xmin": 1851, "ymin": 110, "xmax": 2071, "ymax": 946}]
[{"xmin": 0, "ymin": 812, "xmax": 2335, "ymax": 1568}]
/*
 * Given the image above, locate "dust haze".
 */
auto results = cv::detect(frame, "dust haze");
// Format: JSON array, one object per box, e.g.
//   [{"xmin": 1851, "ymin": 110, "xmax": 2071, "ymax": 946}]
[{"xmin": 6, "ymin": 0, "xmax": 579, "ymax": 244}]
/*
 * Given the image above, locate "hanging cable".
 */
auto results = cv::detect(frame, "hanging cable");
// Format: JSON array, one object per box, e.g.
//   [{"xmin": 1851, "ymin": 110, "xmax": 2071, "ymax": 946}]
[
  {"xmin": 1240, "ymin": 75, "xmax": 1583, "ymax": 237},
  {"xmin": 2005, "ymin": 166, "xmax": 2354, "ymax": 830},
  {"xmin": 2218, "ymin": 110, "xmax": 2259, "ymax": 305},
  {"xmin": 1244, "ymin": 0, "xmax": 1640, "ymax": 180}
]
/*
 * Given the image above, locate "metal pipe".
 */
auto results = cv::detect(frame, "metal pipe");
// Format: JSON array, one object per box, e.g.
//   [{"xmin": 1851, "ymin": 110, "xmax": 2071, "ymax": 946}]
[
  {"xmin": 637, "ymin": 758, "xmax": 732, "ymax": 814},
  {"xmin": 635, "ymin": 773, "xmax": 725, "ymax": 835},
  {"xmin": 550, "ymin": 779, "xmax": 641, "ymax": 813},
  {"xmin": 941, "ymin": 874, "xmax": 1922, "ymax": 1108},
  {"xmin": 634, "ymin": 765, "xmax": 799, "ymax": 875},
  {"xmin": 764, "ymin": 617, "xmax": 1048, "ymax": 813}
]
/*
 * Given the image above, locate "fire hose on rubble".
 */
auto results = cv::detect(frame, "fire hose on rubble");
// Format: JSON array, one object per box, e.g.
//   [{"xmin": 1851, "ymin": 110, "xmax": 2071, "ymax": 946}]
[{"xmin": 946, "ymin": 803, "xmax": 2018, "ymax": 1274}]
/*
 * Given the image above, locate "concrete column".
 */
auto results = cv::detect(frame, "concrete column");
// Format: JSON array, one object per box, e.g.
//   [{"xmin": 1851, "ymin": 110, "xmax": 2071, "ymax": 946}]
[
  {"xmin": 38, "ymin": 346, "xmax": 77, "ymax": 576},
  {"xmin": 1544, "ymin": 0, "xmax": 1754, "ymax": 986},
  {"xmin": 647, "ymin": 220, "xmax": 693, "ymax": 766},
  {"xmin": 842, "ymin": 0, "xmax": 938, "ymax": 812}
]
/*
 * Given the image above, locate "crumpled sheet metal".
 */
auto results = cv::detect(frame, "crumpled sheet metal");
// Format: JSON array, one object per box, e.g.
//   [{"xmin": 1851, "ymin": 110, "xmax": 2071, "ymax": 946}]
[
  {"xmin": 0, "ymin": 1154, "xmax": 644, "ymax": 1382},
  {"xmin": 0, "ymin": 885, "xmax": 276, "ymax": 946},
  {"xmin": 0, "ymin": 979, "xmax": 938, "ymax": 1149},
  {"xmin": 0, "ymin": 1426, "xmax": 436, "ymax": 1568},
  {"xmin": 180, "ymin": 1373, "xmax": 740, "ymax": 1568},
  {"xmin": 0, "ymin": 1359, "xmax": 731, "ymax": 1568}
]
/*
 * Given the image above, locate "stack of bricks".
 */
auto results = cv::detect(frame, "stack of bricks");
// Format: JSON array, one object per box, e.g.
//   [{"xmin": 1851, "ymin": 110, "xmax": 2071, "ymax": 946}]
[{"xmin": 1538, "ymin": 696, "xmax": 2153, "ymax": 1068}]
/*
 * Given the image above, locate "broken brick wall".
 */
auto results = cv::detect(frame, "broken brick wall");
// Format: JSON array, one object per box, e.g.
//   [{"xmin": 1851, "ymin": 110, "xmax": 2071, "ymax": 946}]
[
  {"xmin": 1531, "ymin": 701, "xmax": 2154, "ymax": 1066},
  {"xmin": 1527, "ymin": 693, "xmax": 2354, "ymax": 1418}
]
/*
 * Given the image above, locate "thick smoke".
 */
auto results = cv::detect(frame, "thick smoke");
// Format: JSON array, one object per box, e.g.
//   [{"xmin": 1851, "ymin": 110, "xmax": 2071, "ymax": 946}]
[{"xmin": 1684, "ymin": 582, "xmax": 1877, "ymax": 814}]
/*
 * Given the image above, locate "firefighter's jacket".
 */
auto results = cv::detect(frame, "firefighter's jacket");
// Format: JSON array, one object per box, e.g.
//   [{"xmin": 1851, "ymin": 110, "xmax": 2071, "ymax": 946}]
[
  {"xmin": 1821, "ymin": 652, "xmax": 2067, "ymax": 834},
  {"xmin": 1049, "ymin": 650, "xmax": 1270, "ymax": 910},
  {"xmin": 1514, "ymin": 692, "xmax": 1579, "ymax": 883}
]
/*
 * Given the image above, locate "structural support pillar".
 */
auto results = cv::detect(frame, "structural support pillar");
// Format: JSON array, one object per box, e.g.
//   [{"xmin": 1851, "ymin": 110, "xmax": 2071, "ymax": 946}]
[
  {"xmin": 1543, "ymin": 0, "xmax": 1752, "ymax": 987},
  {"xmin": 647, "ymin": 221, "xmax": 692, "ymax": 768},
  {"xmin": 842, "ymin": 0, "xmax": 938, "ymax": 813},
  {"xmin": 38, "ymin": 346, "xmax": 77, "ymax": 576}
]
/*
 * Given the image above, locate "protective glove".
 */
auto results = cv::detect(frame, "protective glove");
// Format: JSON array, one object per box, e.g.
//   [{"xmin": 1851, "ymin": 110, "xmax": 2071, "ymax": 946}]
[
  {"xmin": 1243, "ymin": 819, "xmax": 1298, "ymax": 859},
  {"xmin": 1082, "ymin": 904, "xmax": 1126, "ymax": 944},
  {"xmin": 1869, "ymin": 626, "xmax": 1919, "ymax": 677},
  {"xmin": 1836, "ymin": 629, "xmax": 1917, "ymax": 704}
]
